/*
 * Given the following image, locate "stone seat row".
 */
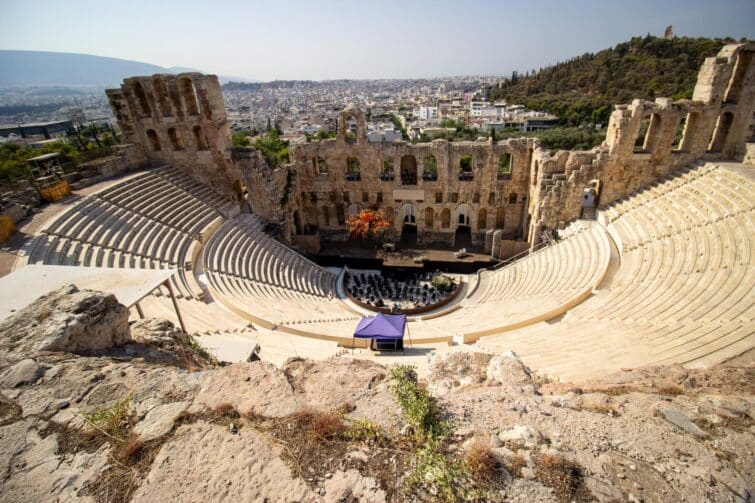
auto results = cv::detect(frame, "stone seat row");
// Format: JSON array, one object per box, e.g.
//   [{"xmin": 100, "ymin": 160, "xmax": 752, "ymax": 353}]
[
  {"xmin": 204, "ymin": 215, "xmax": 336, "ymax": 297},
  {"xmin": 427, "ymin": 221, "xmax": 611, "ymax": 338},
  {"xmin": 24, "ymin": 233, "xmax": 200, "ymax": 299},
  {"xmin": 601, "ymin": 163, "xmax": 716, "ymax": 223},
  {"xmin": 471, "ymin": 163, "xmax": 755, "ymax": 379},
  {"xmin": 204, "ymin": 271, "xmax": 353, "ymax": 325},
  {"xmin": 91, "ymin": 167, "xmax": 227, "ymax": 237},
  {"xmin": 474, "ymin": 223, "xmax": 609, "ymax": 304},
  {"xmin": 152, "ymin": 166, "xmax": 238, "ymax": 218}
]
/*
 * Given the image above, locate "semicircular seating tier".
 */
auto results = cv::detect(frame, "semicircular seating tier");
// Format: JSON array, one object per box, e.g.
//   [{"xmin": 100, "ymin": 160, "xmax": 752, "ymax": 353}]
[
  {"xmin": 19, "ymin": 166, "xmax": 237, "ymax": 300},
  {"xmin": 423, "ymin": 220, "xmax": 612, "ymax": 338},
  {"xmin": 201, "ymin": 215, "xmax": 456, "ymax": 344},
  {"xmin": 475, "ymin": 162, "xmax": 755, "ymax": 380}
]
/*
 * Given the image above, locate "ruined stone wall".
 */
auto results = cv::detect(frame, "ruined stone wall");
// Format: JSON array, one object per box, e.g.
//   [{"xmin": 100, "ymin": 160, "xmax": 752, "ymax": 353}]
[
  {"xmin": 105, "ymin": 44, "xmax": 753, "ymax": 256},
  {"xmin": 525, "ymin": 42, "xmax": 755, "ymax": 245},
  {"xmin": 106, "ymin": 73, "xmax": 243, "ymax": 202}
]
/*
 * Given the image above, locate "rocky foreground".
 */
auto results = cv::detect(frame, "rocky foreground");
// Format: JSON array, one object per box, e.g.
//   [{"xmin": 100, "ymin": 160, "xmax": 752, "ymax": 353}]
[{"xmin": 0, "ymin": 286, "xmax": 752, "ymax": 502}]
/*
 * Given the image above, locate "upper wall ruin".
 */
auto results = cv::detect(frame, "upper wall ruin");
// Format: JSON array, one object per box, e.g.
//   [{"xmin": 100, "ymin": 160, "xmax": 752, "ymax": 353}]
[
  {"xmin": 106, "ymin": 73, "xmax": 243, "ymax": 201},
  {"xmin": 107, "ymin": 43, "xmax": 754, "ymax": 256}
]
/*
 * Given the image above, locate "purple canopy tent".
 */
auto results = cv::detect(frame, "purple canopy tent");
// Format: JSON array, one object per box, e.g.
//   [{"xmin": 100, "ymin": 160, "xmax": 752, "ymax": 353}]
[{"xmin": 353, "ymin": 312, "xmax": 411, "ymax": 352}]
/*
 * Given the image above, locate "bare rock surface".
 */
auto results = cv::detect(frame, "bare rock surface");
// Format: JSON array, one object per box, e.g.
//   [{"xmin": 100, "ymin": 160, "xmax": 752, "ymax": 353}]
[
  {"xmin": 133, "ymin": 401, "xmax": 190, "ymax": 441},
  {"xmin": 0, "ymin": 287, "xmax": 752, "ymax": 502},
  {"xmin": 0, "ymin": 284, "xmax": 129, "ymax": 358},
  {"xmin": 131, "ymin": 421, "xmax": 314, "ymax": 502},
  {"xmin": 193, "ymin": 361, "xmax": 298, "ymax": 416},
  {"xmin": 0, "ymin": 359, "xmax": 44, "ymax": 388}
]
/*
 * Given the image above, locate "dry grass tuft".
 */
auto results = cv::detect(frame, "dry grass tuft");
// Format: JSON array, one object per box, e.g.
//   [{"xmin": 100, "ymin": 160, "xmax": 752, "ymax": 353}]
[
  {"xmin": 504, "ymin": 453, "xmax": 527, "ymax": 477},
  {"xmin": 464, "ymin": 439, "xmax": 500, "ymax": 485},
  {"xmin": 213, "ymin": 402, "xmax": 237, "ymax": 417},
  {"xmin": 115, "ymin": 436, "xmax": 146, "ymax": 463},
  {"xmin": 293, "ymin": 409, "xmax": 346, "ymax": 444},
  {"xmin": 533, "ymin": 453, "xmax": 592, "ymax": 503},
  {"xmin": 656, "ymin": 384, "xmax": 684, "ymax": 395}
]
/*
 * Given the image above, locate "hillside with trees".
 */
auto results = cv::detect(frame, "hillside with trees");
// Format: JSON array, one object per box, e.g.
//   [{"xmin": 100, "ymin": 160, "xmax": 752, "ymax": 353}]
[{"xmin": 488, "ymin": 35, "xmax": 743, "ymax": 126}]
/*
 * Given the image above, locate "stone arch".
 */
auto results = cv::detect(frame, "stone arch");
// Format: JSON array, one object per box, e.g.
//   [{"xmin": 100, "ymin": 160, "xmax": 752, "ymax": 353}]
[
  {"xmin": 179, "ymin": 77, "xmax": 199, "ymax": 116},
  {"xmin": 708, "ymin": 111, "xmax": 734, "ymax": 153},
  {"xmin": 477, "ymin": 208, "xmax": 488, "ymax": 230},
  {"xmin": 346, "ymin": 157, "xmax": 360, "ymax": 180},
  {"xmin": 304, "ymin": 207, "xmax": 318, "ymax": 234},
  {"xmin": 317, "ymin": 157, "xmax": 328, "ymax": 175},
  {"xmin": 459, "ymin": 154, "xmax": 473, "ymax": 177},
  {"xmin": 424, "ymin": 207, "xmax": 434, "ymax": 228},
  {"xmin": 133, "ymin": 81, "xmax": 151, "ymax": 118},
  {"xmin": 152, "ymin": 76, "xmax": 172, "ymax": 117},
  {"xmin": 455, "ymin": 203, "xmax": 471, "ymax": 227},
  {"xmin": 497, "ymin": 153, "xmax": 512, "ymax": 178},
  {"xmin": 440, "ymin": 208, "xmax": 451, "ymax": 229},
  {"xmin": 321, "ymin": 206, "xmax": 331, "ymax": 226},
  {"xmin": 423, "ymin": 155, "xmax": 438, "ymax": 180},
  {"xmin": 146, "ymin": 129, "xmax": 161, "ymax": 151},
  {"xmin": 293, "ymin": 210, "xmax": 302, "ymax": 235},
  {"xmin": 337, "ymin": 105, "xmax": 366, "ymax": 142},
  {"xmin": 398, "ymin": 202, "xmax": 417, "ymax": 225},
  {"xmin": 167, "ymin": 127, "xmax": 182, "ymax": 150},
  {"xmin": 381, "ymin": 158, "xmax": 395, "ymax": 180},
  {"xmin": 724, "ymin": 49, "xmax": 753, "ymax": 104},
  {"xmin": 400, "ymin": 155, "xmax": 417, "ymax": 185},
  {"xmin": 193, "ymin": 125, "xmax": 208, "ymax": 149}
]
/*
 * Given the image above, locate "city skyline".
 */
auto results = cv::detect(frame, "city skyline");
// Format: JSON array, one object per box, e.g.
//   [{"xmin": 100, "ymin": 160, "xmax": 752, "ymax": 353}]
[{"xmin": 1, "ymin": 0, "xmax": 754, "ymax": 81}]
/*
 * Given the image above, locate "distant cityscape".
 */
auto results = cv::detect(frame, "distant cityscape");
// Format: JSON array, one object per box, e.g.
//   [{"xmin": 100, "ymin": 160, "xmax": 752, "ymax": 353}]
[{"xmin": 0, "ymin": 76, "xmax": 559, "ymax": 146}]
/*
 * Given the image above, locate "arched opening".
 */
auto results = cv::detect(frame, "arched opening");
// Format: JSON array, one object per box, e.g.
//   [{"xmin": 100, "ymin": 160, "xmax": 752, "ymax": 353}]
[
  {"xmin": 423, "ymin": 155, "xmax": 438, "ymax": 180},
  {"xmin": 304, "ymin": 207, "xmax": 318, "ymax": 234},
  {"xmin": 398, "ymin": 203, "xmax": 417, "ymax": 225},
  {"xmin": 167, "ymin": 127, "xmax": 182, "ymax": 150},
  {"xmin": 440, "ymin": 208, "xmax": 451, "ymax": 229},
  {"xmin": 321, "ymin": 206, "xmax": 331, "ymax": 226},
  {"xmin": 133, "ymin": 82, "xmax": 151, "ymax": 118},
  {"xmin": 317, "ymin": 157, "xmax": 328, "ymax": 175},
  {"xmin": 454, "ymin": 225, "xmax": 472, "ymax": 249},
  {"xmin": 381, "ymin": 158, "xmax": 394, "ymax": 180},
  {"xmin": 152, "ymin": 77, "xmax": 172, "ymax": 117},
  {"xmin": 400, "ymin": 155, "xmax": 417, "ymax": 185},
  {"xmin": 399, "ymin": 203, "xmax": 418, "ymax": 247},
  {"xmin": 146, "ymin": 129, "xmax": 161, "ymax": 151},
  {"xmin": 634, "ymin": 115, "xmax": 652, "ymax": 153},
  {"xmin": 495, "ymin": 207, "xmax": 505, "ymax": 228},
  {"xmin": 477, "ymin": 208, "xmax": 488, "ymax": 230},
  {"xmin": 346, "ymin": 157, "xmax": 360, "ymax": 181},
  {"xmin": 193, "ymin": 126, "xmax": 208, "ymax": 149},
  {"xmin": 293, "ymin": 210, "xmax": 302, "ymax": 235},
  {"xmin": 424, "ymin": 207, "xmax": 434, "ymax": 228},
  {"xmin": 497, "ymin": 153, "xmax": 511, "ymax": 179},
  {"xmin": 708, "ymin": 111, "xmax": 733, "ymax": 153},
  {"xmin": 342, "ymin": 115, "xmax": 358, "ymax": 143},
  {"xmin": 459, "ymin": 154, "xmax": 473, "ymax": 179},
  {"xmin": 724, "ymin": 50, "xmax": 753, "ymax": 104},
  {"xmin": 179, "ymin": 77, "xmax": 199, "ymax": 116}
]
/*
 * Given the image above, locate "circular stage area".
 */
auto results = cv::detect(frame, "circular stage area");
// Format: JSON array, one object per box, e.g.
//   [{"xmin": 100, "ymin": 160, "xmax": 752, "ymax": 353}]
[{"xmin": 344, "ymin": 270, "xmax": 461, "ymax": 315}]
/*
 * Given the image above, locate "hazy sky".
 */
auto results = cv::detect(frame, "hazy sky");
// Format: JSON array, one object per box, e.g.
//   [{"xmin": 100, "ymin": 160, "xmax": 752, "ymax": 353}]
[{"xmin": 1, "ymin": 0, "xmax": 754, "ymax": 81}]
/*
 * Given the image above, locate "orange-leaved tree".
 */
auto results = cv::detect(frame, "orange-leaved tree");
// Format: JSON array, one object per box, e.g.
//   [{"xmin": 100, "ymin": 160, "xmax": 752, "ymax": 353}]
[{"xmin": 347, "ymin": 209, "xmax": 391, "ymax": 240}]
